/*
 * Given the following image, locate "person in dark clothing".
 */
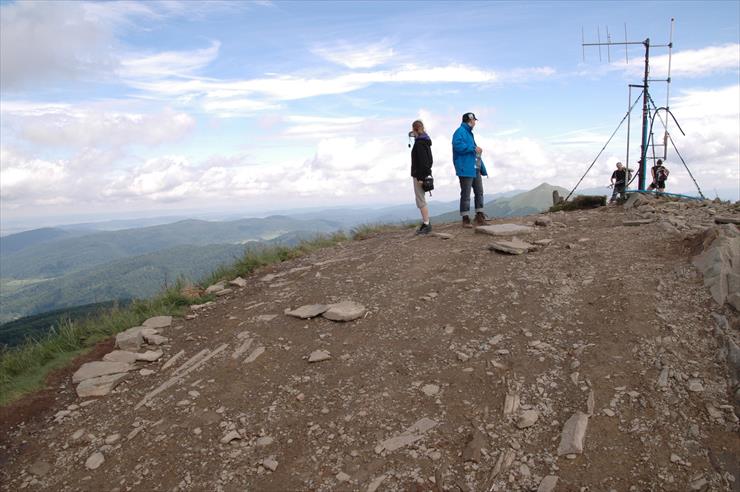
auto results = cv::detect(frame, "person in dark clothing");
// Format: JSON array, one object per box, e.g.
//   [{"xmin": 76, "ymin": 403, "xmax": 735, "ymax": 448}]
[
  {"xmin": 609, "ymin": 162, "xmax": 627, "ymax": 203},
  {"xmin": 648, "ymin": 159, "xmax": 669, "ymax": 193},
  {"xmin": 410, "ymin": 120, "xmax": 433, "ymax": 235}
]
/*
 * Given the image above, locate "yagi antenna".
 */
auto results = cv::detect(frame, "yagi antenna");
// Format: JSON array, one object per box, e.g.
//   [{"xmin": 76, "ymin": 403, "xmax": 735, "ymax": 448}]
[{"xmin": 581, "ymin": 22, "xmax": 674, "ymax": 192}]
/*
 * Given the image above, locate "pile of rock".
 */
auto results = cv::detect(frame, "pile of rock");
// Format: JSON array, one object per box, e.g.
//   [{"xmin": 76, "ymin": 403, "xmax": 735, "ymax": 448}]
[{"xmin": 72, "ymin": 316, "xmax": 171, "ymax": 397}]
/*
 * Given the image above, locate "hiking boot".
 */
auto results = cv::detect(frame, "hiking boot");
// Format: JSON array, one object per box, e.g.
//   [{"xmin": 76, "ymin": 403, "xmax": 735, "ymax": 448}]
[
  {"xmin": 474, "ymin": 212, "xmax": 487, "ymax": 226},
  {"xmin": 416, "ymin": 223, "xmax": 432, "ymax": 235},
  {"xmin": 462, "ymin": 215, "xmax": 473, "ymax": 228}
]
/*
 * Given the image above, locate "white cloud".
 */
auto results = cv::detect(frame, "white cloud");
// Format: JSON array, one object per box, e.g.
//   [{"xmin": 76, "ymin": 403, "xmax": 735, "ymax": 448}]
[
  {"xmin": 0, "ymin": 1, "xmax": 117, "ymax": 90},
  {"xmin": 2, "ymin": 103, "xmax": 195, "ymax": 149},
  {"xmin": 0, "ymin": 148, "xmax": 68, "ymax": 202},
  {"xmin": 611, "ymin": 44, "xmax": 739, "ymax": 79},
  {"xmin": 312, "ymin": 40, "xmax": 396, "ymax": 69},
  {"xmin": 119, "ymin": 41, "xmax": 221, "ymax": 79}
]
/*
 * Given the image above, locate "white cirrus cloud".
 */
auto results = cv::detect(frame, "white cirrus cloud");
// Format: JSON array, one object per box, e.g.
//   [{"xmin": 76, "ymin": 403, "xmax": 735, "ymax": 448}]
[
  {"xmin": 611, "ymin": 43, "xmax": 740, "ymax": 79},
  {"xmin": 119, "ymin": 41, "xmax": 222, "ymax": 79},
  {"xmin": 312, "ymin": 40, "xmax": 397, "ymax": 69}
]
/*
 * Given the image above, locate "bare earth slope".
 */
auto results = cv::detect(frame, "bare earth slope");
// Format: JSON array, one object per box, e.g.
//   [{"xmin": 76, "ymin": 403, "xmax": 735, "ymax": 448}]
[{"xmin": 2, "ymin": 203, "xmax": 739, "ymax": 491}]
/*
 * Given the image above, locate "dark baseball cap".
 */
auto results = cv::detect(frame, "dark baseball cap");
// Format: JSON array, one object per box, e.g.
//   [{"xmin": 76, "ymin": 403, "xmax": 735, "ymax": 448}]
[{"xmin": 462, "ymin": 112, "xmax": 478, "ymax": 122}]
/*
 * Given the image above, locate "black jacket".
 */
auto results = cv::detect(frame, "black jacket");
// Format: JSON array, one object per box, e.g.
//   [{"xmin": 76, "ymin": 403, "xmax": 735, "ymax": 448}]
[{"xmin": 411, "ymin": 137, "xmax": 433, "ymax": 179}]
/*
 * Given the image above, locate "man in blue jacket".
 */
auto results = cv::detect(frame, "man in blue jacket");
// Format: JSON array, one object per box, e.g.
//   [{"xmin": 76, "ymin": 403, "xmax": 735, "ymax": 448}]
[{"xmin": 452, "ymin": 112, "xmax": 487, "ymax": 227}]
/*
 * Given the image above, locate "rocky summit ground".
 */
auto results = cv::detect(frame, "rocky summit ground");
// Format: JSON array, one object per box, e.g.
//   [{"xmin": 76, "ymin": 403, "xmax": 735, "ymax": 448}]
[{"xmin": 1, "ymin": 198, "xmax": 739, "ymax": 492}]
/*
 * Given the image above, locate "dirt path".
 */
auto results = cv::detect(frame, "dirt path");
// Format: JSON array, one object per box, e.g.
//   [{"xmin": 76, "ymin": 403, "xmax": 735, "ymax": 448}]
[{"xmin": 1, "ymin": 204, "xmax": 738, "ymax": 491}]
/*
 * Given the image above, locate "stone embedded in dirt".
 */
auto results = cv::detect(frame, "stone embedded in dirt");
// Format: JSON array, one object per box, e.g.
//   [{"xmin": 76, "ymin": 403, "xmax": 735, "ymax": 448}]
[
  {"xmin": 377, "ymin": 417, "xmax": 437, "ymax": 453},
  {"xmin": 137, "ymin": 350, "xmax": 163, "ymax": 362},
  {"xmin": 229, "ymin": 277, "xmax": 247, "ymax": 288},
  {"xmin": 475, "ymin": 223, "xmax": 534, "ymax": 236},
  {"xmin": 205, "ymin": 282, "xmax": 226, "ymax": 294},
  {"xmin": 142, "ymin": 316, "xmax": 172, "ymax": 329},
  {"xmin": 256, "ymin": 314, "xmax": 278, "ymax": 322},
  {"xmin": 557, "ymin": 412, "xmax": 589, "ymax": 456},
  {"xmin": 220, "ymin": 431, "xmax": 241, "ymax": 444},
  {"xmin": 139, "ymin": 369, "xmax": 155, "ymax": 376},
  {"xmin": 115, "ymin": 326, "xmax": 145, "ymax": 351},
  {"xmin": 215, "ymin": 288, "xmax": 233, "ymax": 297},
  {"xmin": 488, "ymin": 238, "xmax": 536, "ymax": 255},
  {"xmin": 244, "ymin": 346, "xmax": 266, "ymax": 363},
  {"xmin": 422, "ymin": 384, "xmax": 440, "ymax": 396},
  {"xmin": 256, "ymin": 436, "xmax": 274, "ymax": 447},
  {"xmin": 603, "ymin": 408, "xmax": 616, "ymax": 417},
  {"xmin": 657, "ymin": 367, "xmax": 670, "ymax": 387},
  {"xmin": 144, "ymin": 333, "xmax": 169, "ymax": 345},
  {"xmin": 286, "ymin": 304, "xmax": 329, "ymax": 319},
  {"xmin": 72, "ymin": 361, "xmax": 133, "ymax": 384},
  {"xmin": 537, "ymin": 475, "xmax": 559, "ymax": 492},
  {"xmin": 103, "ymin": 350, "xmax": 139, "ymax": 364},
  {"xmin": 462, "ymin": 429, "xmax": 486, "ymax": 462},
  {"xmin": 76, "ymin": 373, "xmax": 129, "ymax": 398},
  {"xmin": 431, "ymin": 232, "xmax": 453, "ymax": 239},
  {"xmin": 336, "ymin": 471, "xmax": 351, "ymax": 482},
  {"xmin": 322, "ymin": 301, "xmax": 366, "ymax": 322},
  {"xmin": 262, "ymin": 457, "xmax": 279, "ymax": 472},
  {"xmin": 503, "ymin": 394, "xmax": 520, "ymax": 416},
  {"xmin": 29, "ymin": 460, "xmax": 51, "ymax": 477},
  {"xmin": 535, "ymin": 217, "xmax": 552, "ymax": 227},
  {"xmin": 85, "ymin": 452, "xmax": 104, "ymax": 470},
  {"xmin": 715, "ymin": 216, "xmax": 740, "ymax": 225},
  {"xmin": 516, "ymin": 410, "xmax": 539, "ymax": 429},
  {"xmin": 308, "ymin": 349, "xmax": 332, "ymax": 363},
  {"xmin": 104, "ymin": 434, "xmax": 120, "ymax": 445},
  {"xmin": 534, "ymin": 239, "xmax": 553, "ymax": 246},
  {"xmin": 368, "ymin": 475, "xmax": 386, "ymax": 492},
  {"xmin": 622, "ymin": 219, "xmax": 654, "ymax": 226},
  {"xmin": 687, "ymin": 378, "xmax": 704, "ymax": 392}
]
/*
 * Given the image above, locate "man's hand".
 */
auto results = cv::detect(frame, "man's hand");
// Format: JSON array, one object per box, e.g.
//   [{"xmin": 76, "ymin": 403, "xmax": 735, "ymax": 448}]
[{"xmin": 475, "ymin": 146, "xmax": 482, "ymax": 154}]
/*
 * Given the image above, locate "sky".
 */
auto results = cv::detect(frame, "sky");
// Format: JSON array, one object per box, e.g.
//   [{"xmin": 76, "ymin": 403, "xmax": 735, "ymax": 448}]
[{"xmin": 1, "ymin": 0, "xmax": 738, "ymax": 230}]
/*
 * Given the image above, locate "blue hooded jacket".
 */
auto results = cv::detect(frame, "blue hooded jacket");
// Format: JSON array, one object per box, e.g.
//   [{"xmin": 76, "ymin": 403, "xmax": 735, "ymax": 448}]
[{"xmin": 452, "ymin": 122, "xmax": 487, "ymax": 177}]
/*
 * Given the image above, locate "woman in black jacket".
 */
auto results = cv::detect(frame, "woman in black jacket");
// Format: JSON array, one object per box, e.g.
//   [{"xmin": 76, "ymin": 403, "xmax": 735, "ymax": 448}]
[{"xmin": 410, "ymin": 120, "xmax": 433, "ymax": 235}]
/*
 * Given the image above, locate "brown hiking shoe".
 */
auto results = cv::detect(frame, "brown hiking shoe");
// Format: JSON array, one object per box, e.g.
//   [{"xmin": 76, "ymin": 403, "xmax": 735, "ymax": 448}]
[
  {"xmin": 474, "ymin": 212, "xmax": 487, "ymax": 226},
  {"xmin": 462, "ymin": 215, "xmax": 473, "ymax": 228}
]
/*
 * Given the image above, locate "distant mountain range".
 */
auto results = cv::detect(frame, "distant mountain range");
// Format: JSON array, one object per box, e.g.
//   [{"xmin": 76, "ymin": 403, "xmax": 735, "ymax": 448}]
[
  {"xmin": 433, "ymin": 183, "xmax": 569, "ymax": 223},
  {"xmin": 0, "ymin": 183, "xmax": 566, "ymax": 330}
]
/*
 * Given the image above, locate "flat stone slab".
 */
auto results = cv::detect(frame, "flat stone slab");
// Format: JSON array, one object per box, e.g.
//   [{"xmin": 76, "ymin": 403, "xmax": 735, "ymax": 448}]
[
  {"xmin": 488, "ymin": 238, "xmax": 536, "ymax": 255},
  {"xmin": 557, "ymin": 411, "xmax": 589, "ymax": 455},
  {"xmin": 136, "ymin": 350, "xmax": 163, "ymax": 362},
  {"xmin": 715, "ymin": 216, "xmax": 740, "ymax": 225},
  {"xmin": 431, "ymin": 232, "xmax": 453, "ymax": 239},
  {"xmin": 76, "ymin": 373, "xmax": 128, "ymax": 397},
  {"xmin": 286, "ymin": 304, "xmax": 329, "ymax": 319},
  {"xmin": 475, "ymin": 224, "xmax": 534, "ymax": 236},
  {"xmin": 103, "ymin": 350, "xmax": 139, "ymax": 364},
  {"xmin": 142, "ymin": 316, "xmax": 172, "ymax": 329},
  {"xmin": 622, "ymin": 219, "xmax": 654, "ymax": 226},
  {"xmin": 72, "ymin": 361, "xmax": 133, "ymax": 383},
  {"xmin": 533, "ymin": 239, "xmax": 553, "ymax": 246},
  {"xmin": 308, "ymin": 349, "xmax": 332, "ymax": 363},
  {"xmin": 204, "ymin": 282, "xmax": 226, "ymax": 294},
  {"xmin": 229, "ymin": 277, "xmax": 247, "ymax": 288},
  {"xmin": 322, "ymin": 301, "xmax": 366, "ymax": 322},
  {"xmin": 377, "ymin": 417, "xmax": 437, "ymax": 453}
]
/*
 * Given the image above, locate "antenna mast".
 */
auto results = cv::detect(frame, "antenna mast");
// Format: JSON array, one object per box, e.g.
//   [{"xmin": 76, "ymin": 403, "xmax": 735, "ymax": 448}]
[{"xmin": 582, "ymin": 25, "xmax": 672, "ymax": 190}]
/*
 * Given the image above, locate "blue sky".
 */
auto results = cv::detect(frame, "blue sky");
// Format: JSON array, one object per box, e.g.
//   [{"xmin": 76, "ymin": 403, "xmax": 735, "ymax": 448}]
[{"xmin": 1, "ymin": 0, "xmax": 738, "ymax": 228}]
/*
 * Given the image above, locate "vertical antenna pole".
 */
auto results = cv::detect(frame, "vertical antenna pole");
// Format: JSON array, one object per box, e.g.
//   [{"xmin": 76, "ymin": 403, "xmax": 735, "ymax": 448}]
[
  {"xmin": 664, "ymin": 17, "xmax": 675, "ymax": 160},
  {"xmin": 624, "ymin": 23, "xmax": 629, "ymax": 63},
  {"xmin": 597, "ymin": 26, "xmax": 602, "ymax": 62},
  {"xmin": 626, "ymin": 85, "xmax": 632, "ymax": 178},
  {"xmin": 606, "ymin": 26, "xmax": 611, "ymax": 62},
  {"xmin": 639, "ymin": 38, "xmax": 650, "ymax": 191},
  {"xmin": 582, "ymin": 26, "xmax": 586, "ymax": 62}
]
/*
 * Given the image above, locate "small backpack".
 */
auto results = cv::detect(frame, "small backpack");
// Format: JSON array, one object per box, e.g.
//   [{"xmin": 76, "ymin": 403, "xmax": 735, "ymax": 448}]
[{"xmin": 656, "ymin": 166, "xmax": 669, "ymax": 181}]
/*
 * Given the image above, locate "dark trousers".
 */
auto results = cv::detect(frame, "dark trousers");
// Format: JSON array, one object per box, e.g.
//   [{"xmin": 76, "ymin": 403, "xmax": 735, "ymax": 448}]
[
  {"xmin": 610, "ymin": 184, "xmax": 625, "ymax": 202},
  {"xmin": 459, "ymin": 173, "xmax": 484, "ymax": 215}
]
